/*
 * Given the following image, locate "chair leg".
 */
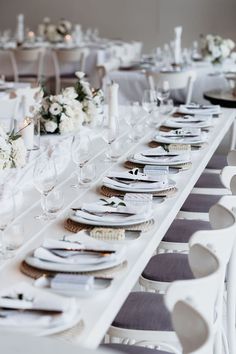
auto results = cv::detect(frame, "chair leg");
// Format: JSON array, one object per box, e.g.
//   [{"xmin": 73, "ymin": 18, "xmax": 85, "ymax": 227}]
[{"xmin": 226, "ymin": 244, "xmax": 236, "ymax": 354}]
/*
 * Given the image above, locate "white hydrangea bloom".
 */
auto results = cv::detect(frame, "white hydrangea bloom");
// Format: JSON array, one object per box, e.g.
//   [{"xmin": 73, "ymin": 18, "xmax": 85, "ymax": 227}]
[
  {"xmin": 49, "ymin": 102, "xmax": 62, "ymax": 115},
  {"xmin": 11, "ymin": 138, "xmax": 26, "ymax": 168}
]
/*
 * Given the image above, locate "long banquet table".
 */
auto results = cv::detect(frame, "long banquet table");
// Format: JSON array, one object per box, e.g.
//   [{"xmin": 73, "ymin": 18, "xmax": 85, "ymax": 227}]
[{"xmin": 0, "ymin": 107, "xmax": 235, "ymax": 348}]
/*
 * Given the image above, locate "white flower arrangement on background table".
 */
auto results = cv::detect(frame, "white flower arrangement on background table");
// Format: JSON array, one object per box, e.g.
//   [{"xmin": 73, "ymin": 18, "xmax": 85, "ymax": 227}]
[
  {"xmin": 201, "ymin": 34, "xmax": 235, "ymax": 64},
  {"xmin": 0, "ymin": 125, "xmax": 26, "ymax": 170},
  {"xmin": 39, "ymin": 17, "xmax": 72, "ymax": 43}
]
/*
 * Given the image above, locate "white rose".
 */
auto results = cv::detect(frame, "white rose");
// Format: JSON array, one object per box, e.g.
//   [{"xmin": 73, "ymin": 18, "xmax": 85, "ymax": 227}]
[
  {"xmin": 10, "ymin": 138, "xmax": 26, "ymax": 168},
  {"xmin": 49, "ymin": 102, "xmax": 63, "ymax": 115},
  {"xmin": 45, "ymin": 120, "xmax": 58, "ymax": 133},
  {"xmin": 63, "ymin": 87, "xmax": 78, "ymax": 100},
  {"xmin": 64, "ymin": 105, "xmax": 75, "ymax": 118},
  {"xmin": 75, "ymin": 71, "xmax": 85, "ymax": 80},
  {"xmin": 59, "ymin": 116, "xmax": 74, "ymax": 134}
]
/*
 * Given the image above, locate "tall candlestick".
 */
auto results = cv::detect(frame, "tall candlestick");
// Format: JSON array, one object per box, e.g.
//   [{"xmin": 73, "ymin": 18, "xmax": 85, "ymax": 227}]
[
  {"xmin": 21, "ymin": 117, "xmax": 34, "ymax": 150},
  {"xmin": 174, "ymin": 26, "xmax": 182, "ymax": 65},
  {"xmin": 108, "ymin": 82, "xmax": 119, "ymax": 124},
  {"xmin": 16, "ymin": 14, "xmax": 24, "ymax": 45}
]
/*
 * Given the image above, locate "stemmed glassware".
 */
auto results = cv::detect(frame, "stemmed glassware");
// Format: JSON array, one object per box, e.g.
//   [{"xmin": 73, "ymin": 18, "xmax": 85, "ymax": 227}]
[
  {"xmin": 104, "ymin": 116, "xmax": 121, "ymax": 161},
  {"xmin": 71, "ymin": 134, "xmax": 92, "ymax": 187},
  {"xmin": 0, "ymin": 184, "xmax": 15, "ymax": 260},
  {"xmin": 125, "ymin": 102, "xmax": 141, "ymax": 142},
  {"xmin": 33, "ymin": 154, "xmax": 57, "ymax": 220},
  {"xmin": 142, "ymin": 90, "xmax": 159, "ymax": 126}
]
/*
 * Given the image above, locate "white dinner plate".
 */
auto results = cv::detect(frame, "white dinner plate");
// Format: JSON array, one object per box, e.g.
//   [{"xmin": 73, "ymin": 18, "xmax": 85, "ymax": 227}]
[
  {"xmin": 163, "ymin": 119, "xmax": 213, "ymax": 129},
  {"xmin": 25, "ymin": 253, "xmax": 125, "ymax": 273},
  {"xmin": 103, "ymin": 177, "xmax": 176, "ymax": 193},
  {"xmin": 153, "ymin": 134, "xmax": 207, "ymax": 145},
  {"xmin": 69, "ymin": 211, "xmax": 153, "ymax": 227},
  {"xmin": 129, "ymin": 154, "xmax": 190, "ymax": 166}
]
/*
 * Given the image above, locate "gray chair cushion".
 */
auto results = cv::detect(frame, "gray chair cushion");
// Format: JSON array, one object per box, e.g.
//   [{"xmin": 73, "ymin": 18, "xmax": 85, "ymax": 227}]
[
  {"xmin": 181, "ymin": 194, "xmax": 221, "ymax": 213},
  {"xmin": 112, "ymin": 292, "xmax": 172, "ymax": 331},
  {"xmin": 142, "ymin": 253, "xmax": 193, "ymax": 282},
  {"xmin": 163, "ymin": 219, "xmax": 211, "ymax": 243},
  {"xmin": 207, "ymin": 154, "xmax": 227, "ymax": 170},
  {"xmin": 101, "ymin": 343, "xmax": 170, "ymax": 354},
  {"xmin": 194, "ymin": 173, "xmax": 224, "ymax": 189}
]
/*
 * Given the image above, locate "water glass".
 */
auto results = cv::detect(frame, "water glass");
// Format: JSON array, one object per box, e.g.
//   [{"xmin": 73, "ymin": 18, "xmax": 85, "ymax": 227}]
[
  {"xmin": 80, "ymin": 162, "xmax": 96, "ymax": 187},
  {"xmin": 5, "ymin": 223, "xmax": 24, "ymax": 253},
  {"xmin": 33, "ymin": 155, "xmax": 57, "ymax": 220},
  {"xmin": 0, "ymin": 185, "xmax": 15, "ymax": 259},
  {"xmin": 71, "ymin": 134, "xmax": 91, "ymax": 187},
  {"xmin": 159, "ymin": 99, "xmax": 174, "ymax": 115},
  {"xmin": 45, "ymin": 189, "xmax": 64, "ymax": 219}
]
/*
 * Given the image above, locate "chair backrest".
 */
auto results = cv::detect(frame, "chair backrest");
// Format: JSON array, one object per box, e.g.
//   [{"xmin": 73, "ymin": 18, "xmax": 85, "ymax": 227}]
[
  {"xmin": 53, "ymin": 47, "xmax": 89, "ymax": 93},
  {"xmin": 13, "ymin": 86, "xmax": 42, "ymax": 119},
  {"xmin": 13, "ymin": 48, "xmax": 45, "ymax": 83},
  {"xmin": 172, "ymin": 300, "xmax": 213, "ymax": 354},
  {"xmin": 96, "ymin": 58, "xmax": 121, "ymax": 89},
  {"xmin": 227, "ymin": 149, "xmax": 236, "ymax": 166},
  {"xmin": 0, "ymin": 50, "xmax": 18, "ymax": 82},
  {"xmin": 0, "ymin": 97, "xmax": 20, "ymax": 132},
  {"xmin": 220, "ymin": 165, "xmax": 236, "ymax": 190},
  {"xmin": 146, "ymin": 70, "xmax": 196, "ymax": 104},
  {"xmin": 166, "ymin": 244, "xmax": 221, "ymax": 323}
]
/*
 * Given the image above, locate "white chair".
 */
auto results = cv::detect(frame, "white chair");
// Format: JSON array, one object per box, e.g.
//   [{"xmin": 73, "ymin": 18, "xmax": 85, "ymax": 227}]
[
  {"xmin": 52, "ymin": 47, "xmax": 89, "ymax": 93},
  {"xmin": 96, "ymin": 58, "xmax": 121, "ymax": 89},
  {"xmin": 146, "ymin": 70, "xmax": 196, "ymax": 105},
  {"xmin": 104, "ymin": 299, "xmax": 213, "ymax": 354},
  {"xmin": 0, "ymin": 96, "xmax": 20, "ymax": 132},
  {"xmin": 12, "ymin": 47, "xmax": 45, "ymax": 85},
  {"xmin": 0, "ymin": 49, "xmax": 18, "ymax": 82},
  {"xmin": 13, "ymin": 86, "xmax": 42, "ymax": 117},
  {"xmin": 177, "ymin": 165, "xmax": 236, "ymax": 221},
  {"xmin": 107, "ymin": 242, "xmax": 221, "ymax": 354},
  {"xmin": 171, "ymin": 300, "xmax": 213, "ymax": 354}
]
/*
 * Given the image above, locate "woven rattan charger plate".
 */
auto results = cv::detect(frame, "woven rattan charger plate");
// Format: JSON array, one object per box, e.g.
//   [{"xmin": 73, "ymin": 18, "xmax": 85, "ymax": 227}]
[{"xmin": 20, "ymin": 259, "xmax": 128, "ymax": 280}]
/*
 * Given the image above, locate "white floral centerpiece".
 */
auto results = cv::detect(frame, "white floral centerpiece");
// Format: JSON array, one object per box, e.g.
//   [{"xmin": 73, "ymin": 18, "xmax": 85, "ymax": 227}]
[
  {"xmin": 36, "ymin": 88, "xmax": 85, "ymax": 134},
  {"xmin": 39, "ymin": 17, "xmax": 72, "ymax": 43},
  {"xmin": 201, "ymin": 34, "xmax": 235, "ymax": 64},
  {"xmin": 0, "ymin": 125, "xmax": 26, "ymax": 170},
  {"xmin": 74, "ymin": 72, "xmax": 104, "ymax": 124}
]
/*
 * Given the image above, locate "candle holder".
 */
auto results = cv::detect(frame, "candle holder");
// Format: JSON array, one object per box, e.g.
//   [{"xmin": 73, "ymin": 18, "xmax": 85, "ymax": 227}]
[{"xmin": 21, "ymin": 116, "xmax": 40, "ymax": 151}]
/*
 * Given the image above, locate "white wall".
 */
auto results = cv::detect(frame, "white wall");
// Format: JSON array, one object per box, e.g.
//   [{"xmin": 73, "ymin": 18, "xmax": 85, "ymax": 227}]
[{"xmin": 1, "ymin": 0, "xmax": 236, "ymax": 51}]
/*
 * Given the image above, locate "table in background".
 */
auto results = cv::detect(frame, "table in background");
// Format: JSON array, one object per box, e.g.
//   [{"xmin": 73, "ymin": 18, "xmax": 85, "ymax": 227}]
[{"xmin": 108, "ymin": 60, "xmax": 236, "ymax": 104}]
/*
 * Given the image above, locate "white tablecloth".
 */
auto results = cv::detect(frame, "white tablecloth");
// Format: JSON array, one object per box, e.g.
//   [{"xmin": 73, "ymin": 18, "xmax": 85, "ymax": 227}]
[{"xmin": 108, "ymin": 60, "xmax": 236, "ymax": 104}]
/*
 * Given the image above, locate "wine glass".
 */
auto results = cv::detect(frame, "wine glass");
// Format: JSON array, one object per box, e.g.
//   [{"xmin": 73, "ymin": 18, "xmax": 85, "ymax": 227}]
[
  {"xmin": 71, "ymin": 134, "xmax": 92, "ymax": 187},
  {"xmin": 125, "ymin": 102, "xmax": 141, "ymax": 142},
  {"xmin": 33, "ymin": 155, "xmax": 57, "ymax": 220},
  {"xmin": 142, "ymin": 90, "xmax": 158, "ymax": 126},
  {"xmin": 0, "ymin": 184, "xmax": 15, "ymax": 260},
  {"xmin": 104, "ymin": 116, "xmax": 121, "ymax": 161},
  {"xmin": 156, "ymin": 80, "xmax": 170, "ymax": 104}
]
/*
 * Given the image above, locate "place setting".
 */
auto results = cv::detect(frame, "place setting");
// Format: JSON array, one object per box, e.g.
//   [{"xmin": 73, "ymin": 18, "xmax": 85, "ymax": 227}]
[
  {"xmin": 20, "ymin": 232, "xmax": 128, "ymax": 296},
  {"xmin": 161, "ymin": 114, "xmax": 214, "ymax": 130},
  {"xmin": 174, "ymin": 103, "xmax": 222, "ymax": 117},
  {"xmin": 0, "ymin": 282, "xmax": 81, "ymax": 336},
  {"xmin": 125, "ymin": 145, "xmax": 192, "ymax": 171}
]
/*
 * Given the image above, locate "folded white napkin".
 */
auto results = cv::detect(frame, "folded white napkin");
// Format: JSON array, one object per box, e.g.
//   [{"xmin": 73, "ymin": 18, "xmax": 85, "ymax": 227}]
[
  {"xmin": 34, "ymin": 232, "xmax": 127, "ymax": 266},
  {"xmin": 103, "ymin": 176, "xmax": 167, "ymax": 190},
  {"xmin": 107, "ymin": 169, "xmax": 167, "ymax": 183},
  {"xmin": 34, "ymin": 247, "xmax": 119, "ymax": 265},
  {"xmin": 74, "ymin": 207, "xmax": 152, "ymax": 224},
  {"xmin": 0, "ymin": 282, "xmax": 77, "ymax": 331},
  {"xmin": 178, "ymin": 104, "xmax": 221, "ymax": 115},
  {"xmin": 154, "ymin": 133, "xmax": 207, "ymax": 144},
  {"xmin": 133, "ymin": 152, "xmax": 190, "ymax": 165}
]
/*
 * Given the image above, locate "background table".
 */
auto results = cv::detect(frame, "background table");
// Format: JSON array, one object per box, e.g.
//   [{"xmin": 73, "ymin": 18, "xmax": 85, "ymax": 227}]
[{"xmin": 204, "ymin": 89, "xmax": 236, "ymax": 108}]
